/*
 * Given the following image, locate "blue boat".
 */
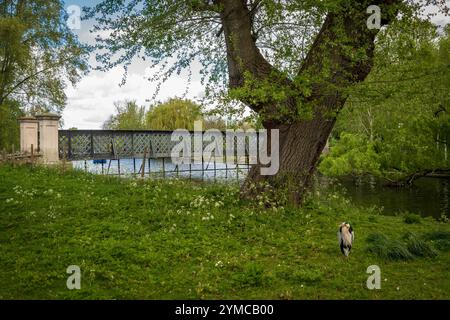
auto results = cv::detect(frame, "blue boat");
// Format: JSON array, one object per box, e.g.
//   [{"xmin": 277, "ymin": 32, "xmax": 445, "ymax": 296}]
[{"xmin": 93, "ymin": 159, "xmax": 107, "ymax": 164}]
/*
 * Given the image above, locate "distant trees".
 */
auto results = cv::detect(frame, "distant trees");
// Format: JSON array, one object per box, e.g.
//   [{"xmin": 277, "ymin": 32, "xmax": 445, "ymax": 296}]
[
  {"xmin": 320, "ymin": 23, "xmax": 450, "ymax": 184},
  {"xmin": 203, "ymin": 115, "xmax": 227, "ymax": 131},
  {"xmin": 103, "ymin": 101, "xmax": 146, "ymax": 130},
  {"xmin": 145, "ymin": 99, "xmax": 202, "ymax": 131},
  {"xmin": 104, "ymin": 98, "xmax": 233, "ymax": 131}
]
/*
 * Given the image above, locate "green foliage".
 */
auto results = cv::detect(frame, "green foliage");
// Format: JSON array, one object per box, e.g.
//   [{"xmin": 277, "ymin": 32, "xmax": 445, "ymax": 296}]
[
  {"xmin": 366, "ymin": 231, "xmax": 443, "ymax": 261},
  {"xmin": 228, "ymin": 71, "xmax": 314, "ymax": 122},
  {"xmin": 202, "ymin": 115, "xmax": 227, "ymax": 131},
  {"xmin": 440, "ymin": 213, "xmax": 449, "ymax": 223},
  {"xmin": 0, "ymin": 164, "xmax": 449, "ymax": 299},
  {"xmin": 146, "ymin": 98, "xmax": 203, "ymax": 130},
  {"xmin": 104, "ymin": 98, "xmax": 243, "ymax": 131},
  {"xmin": 0, "ymin": 101, "xmax": 22, "ymax": 152},
  {"xmin": 319, "ymin": 133, "xmax": 381, "ymax": 177},
  {"xmin": 84, "ymin": 0, "xmax": 437, "ymax": 122},
  {"xmin": 277, "ymin": 266, "xmax": 323, "ymax": 285},
  {"xmin": 403, "ymin": 213, "xmax": 422, "ymax": 224},
  {"xmin": 103, "ymin": 100, "xmax": 146, "ymax": 130},
  {"xmin": 233, "ymin": 263, "xmax": 268, "ymax": 288},
  {"xmin": 0, "ymin": 0, "xmax": 88, "ymax": 111},
  {"xmin": 84, "ymin": 0, "xmax": 325, "ymax": 100},
  {"xmin": 424, "ymin": 231, "xmax": 450, "ymax": 252},
  {"xmin": 0, "ymin": 0, "xmax": 88, "ymax": 149},
  {"xmin": 321, "ymin": 22, "xmax": 450, "ymax": 181}
]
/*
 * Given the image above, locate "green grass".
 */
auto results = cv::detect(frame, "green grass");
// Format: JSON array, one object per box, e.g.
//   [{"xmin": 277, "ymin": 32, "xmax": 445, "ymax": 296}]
[
  {"xmin": 0, "ymin": 164, "xmax": 449, "ymax": 299},
  {"xmin": 402, "ymin": 212, "xmax": 422, "ymax": 225}
]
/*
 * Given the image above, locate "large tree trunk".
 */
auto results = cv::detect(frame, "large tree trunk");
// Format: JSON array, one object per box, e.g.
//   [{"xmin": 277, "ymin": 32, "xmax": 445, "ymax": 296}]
[
  {"xmin": 241, "ymin": 115, "xmax": 336, "ymax": 205},
  {"xmin": 218, "ymin": 0, "xmax": 400, "ymax": 206}
]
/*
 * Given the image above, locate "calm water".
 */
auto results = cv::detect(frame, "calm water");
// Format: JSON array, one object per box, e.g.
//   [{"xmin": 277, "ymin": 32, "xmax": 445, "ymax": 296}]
[
  {"xmin": 74, "ymin": 159, "xmax": 449, "ymax": 219},
  {"xmin": 323, "ymin": 176, "xmax": 450, "ymax": 219}
]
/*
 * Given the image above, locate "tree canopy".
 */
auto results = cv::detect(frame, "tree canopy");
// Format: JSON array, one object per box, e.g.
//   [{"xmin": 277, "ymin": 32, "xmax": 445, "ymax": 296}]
[
  {"xmin": 146, "ymin": 98, "xmax": 203, "ymax": 130},
  {"xmin": 0, "ymin": 0, "xmax": 89, "ymax": 151},
  {"xmin": 320, "ymin": 22, "xmax": 450, "ymax": 183},
  {"xmin": 103, "ymin": 100, "xmax": 146, "ymax": 129},
  {"xmin": 84, "ymin": 1, "xmax": 448, "ymax": 114},
  {"xmin": 0, "ymin": 0, "xmax": 88, "ymax": 112}
]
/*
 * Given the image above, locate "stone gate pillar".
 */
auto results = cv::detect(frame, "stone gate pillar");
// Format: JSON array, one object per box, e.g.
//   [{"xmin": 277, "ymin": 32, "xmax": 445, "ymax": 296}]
[
  {"xmin": 36, "ymin": 113, "xmax": 61, "ymax": 164},
  {"xmin": 19, "ymin": 116, "xmax": 39, "ymax": 154}
]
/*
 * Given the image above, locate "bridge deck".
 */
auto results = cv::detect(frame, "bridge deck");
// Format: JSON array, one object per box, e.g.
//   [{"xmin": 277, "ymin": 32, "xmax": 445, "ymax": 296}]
[{"xmin": 58, "ymin": 130, "xmax": 256, "ymax": 161}]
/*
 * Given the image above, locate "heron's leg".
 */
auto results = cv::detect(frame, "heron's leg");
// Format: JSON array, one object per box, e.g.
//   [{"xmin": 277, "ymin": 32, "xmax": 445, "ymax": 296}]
[{"xmin": 340, "ymin": 242, "xmax": 345, "ymax": 255}]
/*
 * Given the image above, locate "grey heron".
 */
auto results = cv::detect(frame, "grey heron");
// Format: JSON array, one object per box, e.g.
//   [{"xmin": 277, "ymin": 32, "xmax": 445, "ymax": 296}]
[{"xmin": 338, "ymin": 222, "xmax": 354, "ymax": 257}]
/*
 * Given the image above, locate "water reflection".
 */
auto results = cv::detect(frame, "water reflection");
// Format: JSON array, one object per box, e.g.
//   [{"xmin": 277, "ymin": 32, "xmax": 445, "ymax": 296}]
[{"xmin": 320, "ymin": 175, "xmax": 449, "ymax": 219}]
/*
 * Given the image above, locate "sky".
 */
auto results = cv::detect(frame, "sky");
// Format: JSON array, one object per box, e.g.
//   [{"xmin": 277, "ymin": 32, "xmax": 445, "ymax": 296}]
[
  {"xmin": 61, "ymin": 0, "xmax": 450, "ymax": 129},
  {"xmin": 62, "ymin": 0, "xmax": 205, "ymax": 129}
]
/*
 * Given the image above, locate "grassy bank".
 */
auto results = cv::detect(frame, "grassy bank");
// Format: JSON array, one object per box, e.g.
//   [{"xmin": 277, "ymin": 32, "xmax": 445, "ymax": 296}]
[{"xmin": 0, "ymin": 164, "xmax": 449, "ymax": 299}]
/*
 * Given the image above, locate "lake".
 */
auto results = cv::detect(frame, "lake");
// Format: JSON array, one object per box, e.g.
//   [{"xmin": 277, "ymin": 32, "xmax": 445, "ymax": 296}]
[{"xmin": 320, "ymin": 176, "xmax": 449, "ymax": 219}]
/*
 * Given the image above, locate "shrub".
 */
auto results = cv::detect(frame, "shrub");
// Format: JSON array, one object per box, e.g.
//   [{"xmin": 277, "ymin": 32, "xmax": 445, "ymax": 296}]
[
  {"xmin": 402, "ymin": 212, "xmax": 421, "ymax": 224},
  {"xmin": 439, "ymin": 213, "xmax": 449, "ymax": 223},
  {"xmin": 366, "ymin": 231, "xmax": 443, "ymax": 260},
  {"xmin": 423, "ymin": 231, "xmax": 450, "ymax": 252},
  {"xmin": 403, "ymin": 232, "xmax": 438, "ymax": 257},
  {"xmin": 366, "ymin": 233, "xmax": 414, "ymax": 261}
]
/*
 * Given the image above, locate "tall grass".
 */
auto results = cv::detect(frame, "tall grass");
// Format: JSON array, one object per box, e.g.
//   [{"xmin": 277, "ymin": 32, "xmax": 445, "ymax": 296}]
[
  {"xmin": 424, "ymin": 231, "xmax": 450, "ymax": 252},
  {"xmin": 366, "ymin": 233, "xmax": 414, "ymax": 261},
  {"xmin": 403, "ymin": 232, "xmax": 438, "ymax": 258},
  {"xmin": 366, "ymin": 232, "xmax": 440, "ymax": 261}
]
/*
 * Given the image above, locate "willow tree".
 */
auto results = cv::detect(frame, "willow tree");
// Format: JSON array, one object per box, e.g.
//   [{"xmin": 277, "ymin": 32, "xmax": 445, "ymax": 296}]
[
  {"xmin": 86, "ymin": 0, "xmax": 448, "ymax": 205},
  {"xmin": 145, "ymin": 98, "xmax": 204, "ymax": 130}
]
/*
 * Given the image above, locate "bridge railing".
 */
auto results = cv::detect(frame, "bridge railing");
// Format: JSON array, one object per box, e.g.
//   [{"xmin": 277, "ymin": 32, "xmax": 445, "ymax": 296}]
[{"xmin": 58, "ymin": 130, "xmax": 255, "ymax": 162}]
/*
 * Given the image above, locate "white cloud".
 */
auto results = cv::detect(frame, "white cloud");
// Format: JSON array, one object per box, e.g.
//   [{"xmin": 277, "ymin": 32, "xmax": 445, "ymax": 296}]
[
  {"xmin": 64, "ymin": 17, "xmax": 206, "ymax": 129},
  {"xmin": 63, "ymin": 64, "xmax": 203, "ymax": 129}
]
